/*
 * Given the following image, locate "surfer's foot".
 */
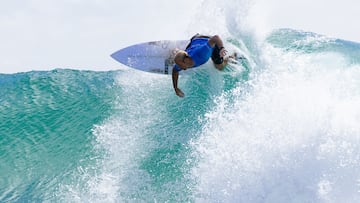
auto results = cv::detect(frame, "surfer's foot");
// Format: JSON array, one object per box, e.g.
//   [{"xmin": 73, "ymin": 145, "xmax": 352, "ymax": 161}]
[{"xmin": 227, "ymin": 53, "xmax": 246, "ymax": 64}]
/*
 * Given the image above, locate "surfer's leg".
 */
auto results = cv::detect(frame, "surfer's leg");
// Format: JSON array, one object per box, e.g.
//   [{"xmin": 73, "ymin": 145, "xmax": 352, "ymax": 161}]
[
  {"xmin": 211, "ymin": 45, "xmax": 224, "ymax": 64},
  {"xmin": 211, "ymin": 45, "xmax": 226, "ymax": 70}
]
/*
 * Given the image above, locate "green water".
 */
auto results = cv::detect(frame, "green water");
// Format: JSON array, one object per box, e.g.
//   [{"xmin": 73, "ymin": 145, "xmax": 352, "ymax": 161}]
[{"xmin": 0, "ymin": 69, "xmax": 115, "ymax": 201}]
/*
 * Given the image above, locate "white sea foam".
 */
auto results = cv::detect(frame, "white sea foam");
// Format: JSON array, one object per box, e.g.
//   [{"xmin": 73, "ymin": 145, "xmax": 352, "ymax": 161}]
[{"xmin": 191, "ymin": 40, "xmax": 360, "ymax": 202}]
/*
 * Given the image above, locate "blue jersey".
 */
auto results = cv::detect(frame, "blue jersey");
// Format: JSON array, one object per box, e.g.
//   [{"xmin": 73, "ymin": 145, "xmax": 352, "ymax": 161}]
[{"xmin": 174, "ymin": 38, "xmax": 214, "ymax": 72}]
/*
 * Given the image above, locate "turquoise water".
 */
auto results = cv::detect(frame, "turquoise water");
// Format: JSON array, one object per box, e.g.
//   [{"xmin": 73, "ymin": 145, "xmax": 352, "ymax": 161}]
[
  {"xmin": 0, "ymin": 70, "xmax": 115, "ymax": 201},
  {"xmin": 1, "ymin": 29, "xmax": 360, "ymax": 202}
]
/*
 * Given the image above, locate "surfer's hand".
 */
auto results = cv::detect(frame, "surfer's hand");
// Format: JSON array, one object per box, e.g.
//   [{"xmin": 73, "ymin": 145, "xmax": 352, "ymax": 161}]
[{"xmin": 175, "ymin": 88, "xmax": 185, "ymax": 98}]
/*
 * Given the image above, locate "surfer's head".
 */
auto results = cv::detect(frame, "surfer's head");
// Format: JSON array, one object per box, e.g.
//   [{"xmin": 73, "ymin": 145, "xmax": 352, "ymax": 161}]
[{"xmin": 174, "ymin": 51, "xmax": 192, "ymax": 70}]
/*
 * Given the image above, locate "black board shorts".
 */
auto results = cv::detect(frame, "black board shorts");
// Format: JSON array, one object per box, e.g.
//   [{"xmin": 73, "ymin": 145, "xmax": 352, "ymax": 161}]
[{"xmin": 211, "ymin": 45, "xmax": 224, "ymax": 64}]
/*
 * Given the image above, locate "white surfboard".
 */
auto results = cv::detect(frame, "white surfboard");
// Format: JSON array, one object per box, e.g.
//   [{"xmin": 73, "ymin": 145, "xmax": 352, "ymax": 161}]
[{"xmin": 111, "ymin": 40, "xmax": 189, "ymax": 74}]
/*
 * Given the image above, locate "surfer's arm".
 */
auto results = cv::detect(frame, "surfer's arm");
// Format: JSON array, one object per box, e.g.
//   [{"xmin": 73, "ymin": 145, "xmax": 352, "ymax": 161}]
[{"xmin": 172, "ymin": 68, "xmax": 185, "ymax": 98}]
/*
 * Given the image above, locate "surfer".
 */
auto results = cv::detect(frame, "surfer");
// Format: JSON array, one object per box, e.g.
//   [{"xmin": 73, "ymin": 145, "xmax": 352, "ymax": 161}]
[{"xmin": 172, "ymin": 34, "xmax": 228, "ymax": 98}]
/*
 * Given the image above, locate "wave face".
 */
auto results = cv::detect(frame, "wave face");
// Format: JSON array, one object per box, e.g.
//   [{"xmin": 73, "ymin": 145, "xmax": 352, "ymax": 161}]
[
  {"xmin": 2, "ymin": 4, "xmax": 360, "ymax": 203},
  {"xmin": 0, "ymin": 70, "xmax": 116, "ymax": 201}
]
